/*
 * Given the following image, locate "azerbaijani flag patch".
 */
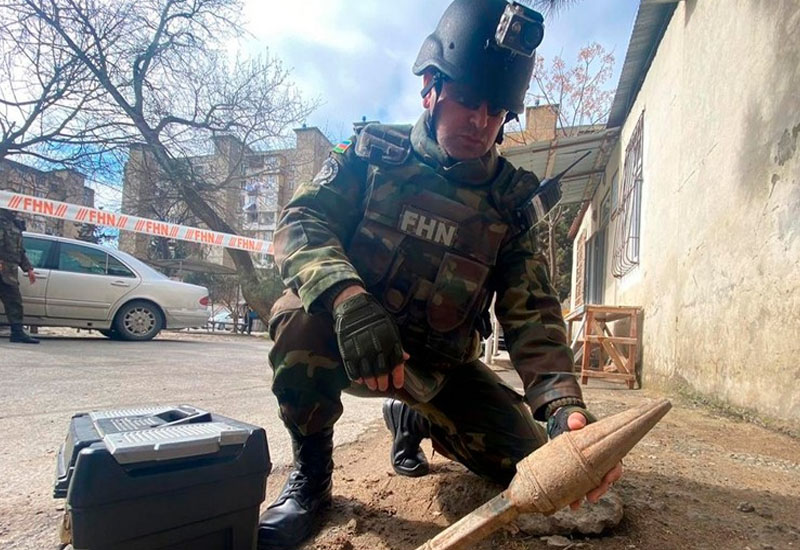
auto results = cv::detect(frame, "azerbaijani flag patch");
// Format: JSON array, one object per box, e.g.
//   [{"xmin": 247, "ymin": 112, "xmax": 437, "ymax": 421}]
[{"xmin": 332, "ymin": 140, "xmax": 352, "ymax": 154}]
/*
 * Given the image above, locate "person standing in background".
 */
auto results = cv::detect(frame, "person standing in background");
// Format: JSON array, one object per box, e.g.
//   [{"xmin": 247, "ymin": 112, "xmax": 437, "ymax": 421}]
[{"xmin": 0, "ymin": 207, "xmax": 39, "ymax": 344}]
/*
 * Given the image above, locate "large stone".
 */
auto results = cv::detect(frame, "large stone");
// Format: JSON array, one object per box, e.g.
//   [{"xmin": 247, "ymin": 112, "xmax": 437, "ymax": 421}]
[{"xmin": 513, "ymin": 489, "xmax": 624, "ymax": 536}]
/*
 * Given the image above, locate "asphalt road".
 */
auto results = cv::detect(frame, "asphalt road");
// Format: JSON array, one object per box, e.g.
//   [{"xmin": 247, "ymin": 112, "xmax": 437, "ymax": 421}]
[{"xmin": 0, "ymin": 330, "xmax": 385, "ymax": 549}]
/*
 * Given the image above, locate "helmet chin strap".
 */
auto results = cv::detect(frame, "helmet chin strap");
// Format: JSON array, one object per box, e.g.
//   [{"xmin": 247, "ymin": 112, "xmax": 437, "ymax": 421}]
[
  {"xmin": 419, "ymin": 70, "xmax": 444, "ymax": 101},
  {"xmin": 496, "ymin": 112, "xmax": 518, "ymax": 145},
  {"xmin": 421, "ymin": 71, "xmax": 446, "ymax": 141}
]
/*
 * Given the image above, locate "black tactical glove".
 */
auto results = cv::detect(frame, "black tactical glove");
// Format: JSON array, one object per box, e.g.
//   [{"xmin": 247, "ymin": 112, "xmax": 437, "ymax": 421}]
[
  {"xmin": 333, "ymin": 293, "xmax": 404, "ymax": 383},
  {"xmin": 546, "ymin": 401, "xmax": 597, "ymax": 440}
]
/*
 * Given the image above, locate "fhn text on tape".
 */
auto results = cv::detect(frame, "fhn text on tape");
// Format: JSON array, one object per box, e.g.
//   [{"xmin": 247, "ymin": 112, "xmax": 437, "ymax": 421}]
[{"xmin": 0, "ymin": 191, "xmax": 273, "ymax": 255}]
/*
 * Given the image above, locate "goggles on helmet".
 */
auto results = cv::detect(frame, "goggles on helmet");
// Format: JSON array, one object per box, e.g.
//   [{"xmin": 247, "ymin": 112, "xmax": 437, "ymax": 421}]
[
  {"xmin": 421, "ymin": 73, "xmax": 507, "ymax": 117},
  {"xmin": 444, "ymin": 80, "xmax": 508, "ymax": 117}
]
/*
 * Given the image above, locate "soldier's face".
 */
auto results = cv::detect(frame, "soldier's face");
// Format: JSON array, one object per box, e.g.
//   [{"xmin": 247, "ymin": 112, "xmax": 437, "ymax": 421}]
[{"xmin": 424, "ymin": 77, "xmax": 506, "ymax": 160}]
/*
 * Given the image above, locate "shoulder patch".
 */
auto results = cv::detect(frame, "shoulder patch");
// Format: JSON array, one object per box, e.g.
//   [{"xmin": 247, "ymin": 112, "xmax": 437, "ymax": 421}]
[
  {"xmin": 332, "ymin": 140, "xmax": 352, "ymax": 155},
  {"xmin": 354, "ymin": 123, "xmax": 412, "ymax": 165},
  {"xmin": 312, "ymin": 157, "xmax": 339, "ymax": 185}
]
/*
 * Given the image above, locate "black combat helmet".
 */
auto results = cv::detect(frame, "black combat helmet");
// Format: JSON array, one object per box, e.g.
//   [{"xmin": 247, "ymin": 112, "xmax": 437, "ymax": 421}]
[{"xmin": 413, "ymin": 0, "xmax": 544, "ymax": 115}]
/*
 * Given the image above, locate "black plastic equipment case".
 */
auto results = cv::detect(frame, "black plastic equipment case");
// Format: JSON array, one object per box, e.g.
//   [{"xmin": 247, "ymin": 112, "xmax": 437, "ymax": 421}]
[{"xmin": 54, "ymin": 405, "xmax": 271, "ymax": 550}]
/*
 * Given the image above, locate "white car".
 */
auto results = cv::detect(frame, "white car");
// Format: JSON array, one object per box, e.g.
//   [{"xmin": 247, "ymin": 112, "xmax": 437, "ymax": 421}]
[{"xmin": 0, "ymin": 232, "xmax": 210, "ymax": 341}]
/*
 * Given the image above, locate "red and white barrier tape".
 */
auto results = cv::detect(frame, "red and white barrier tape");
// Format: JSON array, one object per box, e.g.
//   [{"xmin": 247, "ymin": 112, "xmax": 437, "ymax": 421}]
[{"xmin": 0, "ymin": 190, "xmax": 274, "ymax": 255}]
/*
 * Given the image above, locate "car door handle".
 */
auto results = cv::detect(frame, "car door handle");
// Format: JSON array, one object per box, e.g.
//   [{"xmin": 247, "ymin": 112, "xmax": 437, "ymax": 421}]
[{"xmin": 110, "ymin": 281, "xmax": 131, "ymax": 287}]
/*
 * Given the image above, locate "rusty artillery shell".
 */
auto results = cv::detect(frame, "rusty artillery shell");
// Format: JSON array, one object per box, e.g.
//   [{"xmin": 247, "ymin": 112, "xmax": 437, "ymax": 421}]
[{"xmin": 415, "ymin": 399, "xmax": 672, "ymax": 550}]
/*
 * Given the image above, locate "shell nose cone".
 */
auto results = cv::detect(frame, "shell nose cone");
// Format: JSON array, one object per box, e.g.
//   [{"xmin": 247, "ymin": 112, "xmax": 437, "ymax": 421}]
[{"xmin": 575, "ymin": 399, "xmax": 672, "ymax": 477}]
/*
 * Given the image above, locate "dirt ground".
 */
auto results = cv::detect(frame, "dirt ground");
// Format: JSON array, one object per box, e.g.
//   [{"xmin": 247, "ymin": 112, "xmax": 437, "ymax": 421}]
[
  {"xmin": 264, "ymin": 384, "xmax": 800, "ymax": 550},
  {"xmin": 6, "ymin": 332, "xmax": 797, "ymax": 549}
]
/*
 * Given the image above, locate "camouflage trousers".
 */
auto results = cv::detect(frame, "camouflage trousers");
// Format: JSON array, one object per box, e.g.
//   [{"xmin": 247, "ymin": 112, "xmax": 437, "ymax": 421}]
[
  {"xmin": 0, "ymin": 276, "xmax": 23, "ymax": 324},
  {"xmin": 267, "ymin": 290, "xmax": 547, "ymax": 485}
]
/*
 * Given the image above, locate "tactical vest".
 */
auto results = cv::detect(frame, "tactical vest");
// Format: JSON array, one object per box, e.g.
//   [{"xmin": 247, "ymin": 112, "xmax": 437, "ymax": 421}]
[{"xmin": 346, "ymin": 124, "xmax": 528, "ymax": 364}]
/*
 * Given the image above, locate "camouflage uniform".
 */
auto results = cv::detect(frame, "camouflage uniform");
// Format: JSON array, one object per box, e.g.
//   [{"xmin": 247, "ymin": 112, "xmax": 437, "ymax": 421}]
[
  {"xmin": 0, "ymin": 210, "xmax": 32, "ymax": 324},
  {"xmin": 270, "ymin": 113, "xmax": 583, "ymax": 484}
]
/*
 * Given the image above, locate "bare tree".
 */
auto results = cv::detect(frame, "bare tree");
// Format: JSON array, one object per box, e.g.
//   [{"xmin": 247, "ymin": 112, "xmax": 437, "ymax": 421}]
[
  {"xmin": 528, "ymin": 0, "xmax": 583, "ymax": 18},
  {"xmin": 4, "ymin": 0, "xmax": 316, "ymax": 320},
  {"xmin": 529, "ymin": 42, "xmax": 616, "ymax": 135},
  {"xmin": 526, "ymin": 43, "xmax": 616, "ymax": 299},
  {"xmin": 0, "ymin": 4, "xmax": 114, "ymax": 167}
]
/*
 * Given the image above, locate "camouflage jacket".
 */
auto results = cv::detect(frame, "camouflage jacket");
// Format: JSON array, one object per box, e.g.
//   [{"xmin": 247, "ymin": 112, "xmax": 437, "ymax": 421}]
[
  {"xmin": 274, "ymin": 113, "xmax": 581, "ymax": 419},
  {"xmin": 0, "ymin": 210, "xmax": 32, "ymax": 285}
]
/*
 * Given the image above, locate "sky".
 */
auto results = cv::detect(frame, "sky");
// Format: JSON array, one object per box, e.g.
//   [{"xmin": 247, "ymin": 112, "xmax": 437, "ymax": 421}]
[
  {"xmin": 33, "ymin": 1, "xmax": 641, "ymax": 217},
  {"xmin": 86, "ymin": 180, "xmax": 122, "ymax": 212},
  {"xmin": 240, "ymin": 0, "xmax": 640, "ymax": 142}
]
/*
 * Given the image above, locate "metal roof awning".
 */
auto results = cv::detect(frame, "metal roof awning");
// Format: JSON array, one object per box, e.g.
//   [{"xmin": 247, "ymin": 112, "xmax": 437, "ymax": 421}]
[
  {"xmin": 607, "ymin": 1, "xmax": 678, "ymax": 128},
  {"xmin": 501, "ymin": 128, "xmax": 620, "ymax": 205}
]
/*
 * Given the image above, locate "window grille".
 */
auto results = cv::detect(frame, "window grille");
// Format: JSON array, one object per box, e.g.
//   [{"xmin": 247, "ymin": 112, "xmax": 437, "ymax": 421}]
[{"xmin": 611, "ymin": 112, "xmax": 644, "ymax": 278}]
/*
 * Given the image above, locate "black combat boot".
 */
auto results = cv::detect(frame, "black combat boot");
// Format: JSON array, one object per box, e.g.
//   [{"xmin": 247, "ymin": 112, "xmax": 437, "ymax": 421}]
[
  {"xmin": 383, "ymin": 399, "xmax": 430, "ymax": 477},
  {"xmin": 9, "ymin": 324, "xmax": 39, "ymax": 344},
  {"xmin": 257, "ymin": 428, "xmax": 333, "ymax": 550}
]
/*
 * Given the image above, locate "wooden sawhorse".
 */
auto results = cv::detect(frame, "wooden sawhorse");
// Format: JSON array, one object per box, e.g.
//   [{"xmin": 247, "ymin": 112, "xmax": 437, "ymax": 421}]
[{"xmin": 565, "ymin": 305, "xmax": 641, "ymax": 389}]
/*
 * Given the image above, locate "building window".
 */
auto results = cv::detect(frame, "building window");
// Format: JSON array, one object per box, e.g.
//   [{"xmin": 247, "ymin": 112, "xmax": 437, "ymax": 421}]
[
  {"xmin": 83, "ymin": 186, "xmax": 95, "ymax": 207},
  {"xmin": 258, "ymin": 211, "xmax": 276, "ymax": 226},
  {"xmin": 584, "ymin": 189, "xmax": 611, "ymax": 304},
  {"xmin": 265, "ymin": 156, "xmax": 280, "ymax": 171},
  {"xmin": 611, "ymin": 112, "xmax": 644, "ymax": 278},
  {"xmin": 600, "ymin": 187, "xmax": 611, "ymax": 228},
  {"xmin": 585, "ymin": 230, "xmax": 607, "ymax": 305},
  {"xmin": 574, "ymin": 231, "xmax": 586, "ymax": 308}
]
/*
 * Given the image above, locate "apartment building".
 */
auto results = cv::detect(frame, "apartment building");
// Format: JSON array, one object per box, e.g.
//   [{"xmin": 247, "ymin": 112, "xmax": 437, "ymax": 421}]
[
  {"xmin": 119, "ymin": 126, "xmax": 331, "ymax": 267},
  {"xmin": 0, "ymin": 159, "xmax": 95, "ymax": 238}
]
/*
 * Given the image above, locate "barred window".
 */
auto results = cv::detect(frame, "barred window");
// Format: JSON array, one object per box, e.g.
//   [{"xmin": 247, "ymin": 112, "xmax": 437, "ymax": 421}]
[
  {"xmin": 258, "ymin": 211, "xmax": 276, "ymax": 226},
  {"xmin": 612, "ymin": 112, "xmax": 644, "ymax": 278}
]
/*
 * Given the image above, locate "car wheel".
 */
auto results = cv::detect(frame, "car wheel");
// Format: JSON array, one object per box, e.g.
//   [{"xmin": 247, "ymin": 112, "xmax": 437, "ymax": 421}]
[
  {"xmin": 98, "ymin": 329, "xmax": 119, "ymax": 339},
  {"xmin": 113, "ymin": 300, "xmax": 164, "ymax": 341}
]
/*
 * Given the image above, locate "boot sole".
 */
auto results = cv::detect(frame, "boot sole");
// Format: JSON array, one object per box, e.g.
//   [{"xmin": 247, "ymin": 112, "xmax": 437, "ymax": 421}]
[
  {"xmin": 382, "ymin": 402, "xmax": 430, "ymax": 478},
  {"xmin": 393, "ymin": 461, "xmax": 430, "ymax": 478},
  {"xmin": 257, "ymin": 498, "xmax": 331, "ymax": 550}
]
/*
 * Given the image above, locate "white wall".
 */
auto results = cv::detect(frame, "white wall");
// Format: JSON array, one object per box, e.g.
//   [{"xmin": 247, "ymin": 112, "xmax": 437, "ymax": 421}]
[{"xmin": 573, "ymin": 0, "xmax": 800, "ymax": 422}]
